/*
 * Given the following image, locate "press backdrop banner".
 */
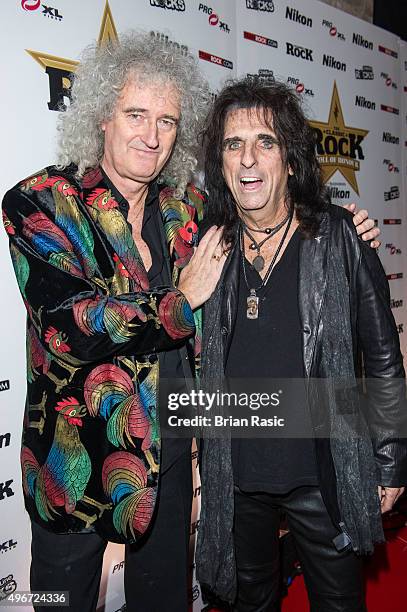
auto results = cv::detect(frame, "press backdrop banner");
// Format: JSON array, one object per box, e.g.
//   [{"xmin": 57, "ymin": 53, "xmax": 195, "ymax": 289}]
[{"xmin": 0, "ymin": 1, "xmax": 405, "ymax": 610}]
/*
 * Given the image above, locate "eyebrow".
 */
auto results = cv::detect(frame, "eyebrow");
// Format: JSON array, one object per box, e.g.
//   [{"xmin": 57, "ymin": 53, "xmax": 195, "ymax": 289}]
[
  {"xmin": 123, "ymin": 107, "xmax": 179, "ymax": 123},
  {"xmin": 222, "ymin": 133, "xmax": 279, "ymax": 147}
]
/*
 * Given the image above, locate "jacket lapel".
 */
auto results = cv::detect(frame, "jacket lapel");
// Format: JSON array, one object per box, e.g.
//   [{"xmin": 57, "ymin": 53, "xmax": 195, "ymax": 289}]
[{"xmin": 298, "ymin": 213, "xmax": 330, "ymax": 377}]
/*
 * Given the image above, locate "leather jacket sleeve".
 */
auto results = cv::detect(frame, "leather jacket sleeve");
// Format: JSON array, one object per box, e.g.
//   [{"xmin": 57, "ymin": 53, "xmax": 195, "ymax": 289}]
[{"xmin": 354, "ymin": 228, "xmax": 407, "ymax": 487}]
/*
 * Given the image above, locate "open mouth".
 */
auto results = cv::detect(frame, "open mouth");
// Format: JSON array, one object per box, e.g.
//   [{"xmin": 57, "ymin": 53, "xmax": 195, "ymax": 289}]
[{"xmin": 240, "ymin": 177, "xmax": 263, "ymax": 190}]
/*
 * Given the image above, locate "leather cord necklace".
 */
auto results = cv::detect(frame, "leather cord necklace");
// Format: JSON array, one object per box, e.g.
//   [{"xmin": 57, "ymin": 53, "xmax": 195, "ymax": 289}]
[
  {"xmin": 242, "ymin": 213, "xmax": 290, "ymax": 272},
  {"xmin": 240, "ymin": 208, "xmax": 293, "ymax": 320}
]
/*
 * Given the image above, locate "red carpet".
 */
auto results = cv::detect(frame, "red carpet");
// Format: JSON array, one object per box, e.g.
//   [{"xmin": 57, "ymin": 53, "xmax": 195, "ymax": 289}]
[{"xmin": 282, "ymin": 525, "xmax": 407, "ymax": 612}]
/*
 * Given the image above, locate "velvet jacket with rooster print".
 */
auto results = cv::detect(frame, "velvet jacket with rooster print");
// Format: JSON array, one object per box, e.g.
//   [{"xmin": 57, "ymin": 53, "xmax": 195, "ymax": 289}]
[{"xmin": 2, "ymin": 165, "xmax": 203, "ymax": 543}]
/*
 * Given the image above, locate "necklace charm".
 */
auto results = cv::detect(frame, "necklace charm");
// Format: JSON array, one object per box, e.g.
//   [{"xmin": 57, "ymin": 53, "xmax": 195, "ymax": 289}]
[
  {"xmin": 252, "ymin": 255, "xmax": 265, "ymax": 272},
  {"xmin": 247, "ymin": 289, "xmax": 259, "ymax": 319}
]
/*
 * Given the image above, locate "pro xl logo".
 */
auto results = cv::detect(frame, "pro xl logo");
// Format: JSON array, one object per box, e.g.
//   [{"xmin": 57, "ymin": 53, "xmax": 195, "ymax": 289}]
[
  {"xmin": 355, "ymin": 65, "xmax": 374, "ymax": 80},
  {"xmin": 246, "ymin": 0, "xmax": 274, "ymax": 11},
  {"xmin": 198, "ymin": 4, "xmax": 230, "ymax": 33},
  {"xmin": 309, "ymin": 82, "xmax": 368, "ymax": 195},
  {"xmin": 322, "ymin": 19, "xmax": 345, "ymax": 40},
  {"xmin": 199, "ymin": 50, "xmax": 233, "ymax": 69},
  {"xmin": 245, "ymin": 31, "xmax": 278, "ymax": 49},
  {"xmin": 384, "ymin": 186, "xmax": 400, "ymax": 201},
  {"xmin": 0, "ymin": 574, "xmax": 17, "ymax": 601},
  {"xmin": 0, "ymin": 539, "xmax": 17, "ymax": 555},
  {"xmin": 397, "ymin": 324, "xmax": 404, "ymax": 334},
  {"xmin": 21, "ymin": 0, "xmax": 63, "ymax": 20},
  {"xmin": 383, "ymin": 159, "xmax": 399, "ymax": 173},
  {"xmin": 149, "ymin": 0, "xmax": 185, "ymax": 10},
  {"xmin": 385, "ymin": 243, "xmax": 402, "ymax": 255},
  {"xmin": 247, "ymin": 69, "xmax": 275, "ymax": 85},
  {"xmin": 287, "ymin": 76, "xmax": 314, "ymax": 97},
  {"xmin": 380, "ymin": 72, "xmax": 397, "ymax": 90},
  {"xmin": 286, "ymin": 43, "xmax": 313, "ymax": 62}
]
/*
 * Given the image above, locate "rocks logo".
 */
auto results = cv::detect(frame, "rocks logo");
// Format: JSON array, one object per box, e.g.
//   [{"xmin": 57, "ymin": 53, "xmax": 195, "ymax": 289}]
[
  {"xmin": 378, "ymin": 44, "xmax": 398, "ymax": 59},
  {"xmin": 199, "ymin": 50, "xmax": 233, "ymax": 69},
  {"xmin": 380, "ymin": 72, "xmax": 397, "ymax": 90},
  {"xmin": 391, "ymin": 299, "xmax": 403, "ymax": 309},
  {"xmin": 355, "ymin": 65, "xmax": 374, "ymax": 80},
  {"xmin": 246, "ymin": 0, "xmax": 274, "ymax": 11},
  {"xmin": 0, "ymin": 574, "xmax": 17, "ymax": 601},
  {"xmin": 244, "ymin": 31, "xmax": 278, "ymax": 48},
  {"xmin": 287, "ymin": 76, "xmax": 314, "ymax": 97},
  {"xmin": 247, "ymin": 69, "xmax": 275, "ymax": 85},
  {"xmin": 198, "ymin": 4, "xmax": 231, "ymax": 33},
  {"xmin": 384, "ymin": 186, "xmax": 400, "ymax": 202},
  {"xmin": 381, "ymin": 104, "xmax": 399, "ymax": 115},
  {"xmin": 355, "ymin": 95, "xmax": 376, "ymax": 110},
  {"xmin": 309, "ymin": 82, "xmax": 368, "ymax": 195},
  {"xmin": 0, "ymin": 380, "xmax": 10, "ymax": 392},
  {"xmin": 385, "ymin": 243, "xmax": 402, "ymax": 255},
  {"xmin": 383, "ymin": 159, "xmax": 399, "ymax": 173},
  {"xmin": 0, "ymin": 433, "xmax": 11, "ymax": 449},
  {"xmin": 322, "ymin": 19, "xmax": 345, "ymax": 41},
  {"xmin": 383, "ymin": 132, "xmax": 399, "ymax": 145},
  {"xmin": 322, "ymin": 55, "xmax": 346, "ymax": 72},
  {"xmin": 149, "ymin": 0, "xmax": 185, "ymax": 11},
  {"xmin": 0, "ymin": 539, "xmax": 17, "ymax": 555},
  {"xmin": 286, "ymin": 43, "xmax": 313, "ymax": 62},
  {"xmin": 352, "ymin": 33, "xmax": 373, "ymax": 50},
  {"xmin": 285, "ymin": 7, "xmax": 312, "ymax": 28}
]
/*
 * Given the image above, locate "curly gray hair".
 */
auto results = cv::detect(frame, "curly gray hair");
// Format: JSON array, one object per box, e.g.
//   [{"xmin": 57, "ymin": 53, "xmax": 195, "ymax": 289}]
[{"xmin": 57, "ymin": 30, "xmax": 210, "ymax": 194}]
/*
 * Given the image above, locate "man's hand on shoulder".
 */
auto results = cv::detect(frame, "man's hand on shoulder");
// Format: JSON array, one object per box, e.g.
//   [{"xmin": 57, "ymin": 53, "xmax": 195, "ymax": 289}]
[
  {"xmin": 378, "ymin": 485, "xmax": 405, "ymax": 513},
  {"xmin": 343, "ymin": 203, "xmax": 381, "ymax": 249}
]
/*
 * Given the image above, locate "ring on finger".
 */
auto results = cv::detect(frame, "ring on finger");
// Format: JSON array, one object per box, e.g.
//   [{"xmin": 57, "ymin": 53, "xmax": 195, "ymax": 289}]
[{"xmin": 212, "ymin": 253, "xmax": 221, "ymax": 262}]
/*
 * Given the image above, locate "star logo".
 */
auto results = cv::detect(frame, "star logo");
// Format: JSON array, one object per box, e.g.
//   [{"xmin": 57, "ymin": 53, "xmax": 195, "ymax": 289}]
[
  {"xmin": 26, "ymin": 1, "xmax": 118, "ymax": 110},
  {"xmin": 309, "ymin": 82, "xmax": 368, "ymax": 195}
]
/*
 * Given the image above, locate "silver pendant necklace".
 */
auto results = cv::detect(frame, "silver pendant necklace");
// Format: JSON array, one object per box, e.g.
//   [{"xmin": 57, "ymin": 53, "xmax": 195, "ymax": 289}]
[
  {"xmin": 243, "ymin": 213, "xmax": 290, "ymax": 272},
  {"xmin": 240, "ymin": 210, "xmax": 293, "ymax": 320}
]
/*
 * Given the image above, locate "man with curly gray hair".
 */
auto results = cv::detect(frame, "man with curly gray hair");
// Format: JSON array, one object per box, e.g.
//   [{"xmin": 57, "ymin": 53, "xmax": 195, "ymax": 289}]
[{"xmin": 2, "ymin": 31, "xmax": 227, "ymax": 612}]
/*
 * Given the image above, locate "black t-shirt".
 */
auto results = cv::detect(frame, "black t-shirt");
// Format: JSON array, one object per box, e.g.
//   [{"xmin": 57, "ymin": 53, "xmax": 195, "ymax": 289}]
[{"xmin": 226, "ymin": 228, "xmax": 318, "ymax": 493}]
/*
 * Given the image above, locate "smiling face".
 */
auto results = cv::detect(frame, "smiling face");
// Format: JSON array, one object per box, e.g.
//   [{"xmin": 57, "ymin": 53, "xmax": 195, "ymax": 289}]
[
  {"xmin": 101, "ymin": 78, "xmax": 181, "ymax": 187},
  {"xmin": 221, "ymin": 106, "xmax": 292, "ymax": 220}
]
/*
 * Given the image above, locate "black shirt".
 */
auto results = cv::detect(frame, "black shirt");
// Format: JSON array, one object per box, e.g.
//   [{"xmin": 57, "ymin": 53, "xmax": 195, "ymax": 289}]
[
  {"xmin": 101, "ymin": 170, "xmax": 190, "ymax": 470},
  {"xmin": 226, "ymin": 228, "xmax": 318, "ymax": 493}
]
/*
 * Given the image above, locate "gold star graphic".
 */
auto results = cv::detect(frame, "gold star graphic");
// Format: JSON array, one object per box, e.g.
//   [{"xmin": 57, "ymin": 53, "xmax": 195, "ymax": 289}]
[
  {"xmin": 309, "ymin": 82, "xmax": 368, "ymax": 195},
  {"xmin": 26, "ymin": 1, "xmax": 118, "ymax": 89}
]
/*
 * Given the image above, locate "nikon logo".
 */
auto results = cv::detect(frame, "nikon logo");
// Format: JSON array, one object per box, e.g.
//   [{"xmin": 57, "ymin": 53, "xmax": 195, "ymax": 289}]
[
  {"xmin": 355, "ymin": 96, "xmax": 376, "ymax": 110},
  {"xmin": 328, "ymin": 187, "xmax": 350, "ymax": 199},
  {"xmin": 322, "ymin": 54, "xmax": 346, "ymax": 71},
  {"xmin": 391, "ymin": 299, "xmax": 403, "ymax": 309},
  {"xmin": 352, "ymin": 33, "xmax": 373, "ymax": 49},
  {"xmin": 285, "ymin": 6, "xmax": 312, "ymax": 27},
  {"xmin": 383, "ymin": 132, "xmax": 399, "ymax": 144}
]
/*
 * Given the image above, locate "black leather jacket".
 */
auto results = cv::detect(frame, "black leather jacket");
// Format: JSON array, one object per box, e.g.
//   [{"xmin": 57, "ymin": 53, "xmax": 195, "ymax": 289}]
[{"xmin": 215, "ymin": 205, "xmax": 407, "ymax": 527}]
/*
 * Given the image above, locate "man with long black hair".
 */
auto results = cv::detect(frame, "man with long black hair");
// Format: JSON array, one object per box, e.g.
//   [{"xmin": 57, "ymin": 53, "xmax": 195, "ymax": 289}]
[{"xmin": 196, "ymin": 78, "xmax": 406, "ymax": 611}]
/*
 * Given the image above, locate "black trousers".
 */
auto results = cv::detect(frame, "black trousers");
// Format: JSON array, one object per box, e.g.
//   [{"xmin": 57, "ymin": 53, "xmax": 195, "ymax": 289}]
[
  {"xmin": 30, "ymin": 449, "xmax": 192, "ymax": 612},
  {"xmin": 234, "ymin": 486, "xmax": 366, "ymax": 612}
]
